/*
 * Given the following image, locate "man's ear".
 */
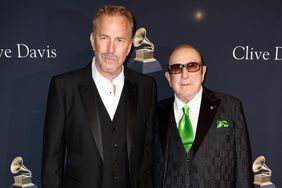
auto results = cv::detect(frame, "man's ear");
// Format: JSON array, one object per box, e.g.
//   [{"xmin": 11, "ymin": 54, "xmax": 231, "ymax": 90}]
[
  {"xmin": 126, "ymin": 39, "xmax": 132, "ymax": 56},
  {"xmin": 201, "ymin": 65, "xmax": 207, "ymax": 83},
  {"xmin": 90, "ymin": 33, "xmax": 95, "ymax": 51},
  {"xmin": 165, "ymin": 71, "xmax": 172, "ymax": 87}
]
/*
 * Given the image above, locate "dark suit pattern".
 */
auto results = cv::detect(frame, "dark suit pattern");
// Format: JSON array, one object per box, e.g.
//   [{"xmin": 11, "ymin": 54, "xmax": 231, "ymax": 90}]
[
  {"xmin": 42, "ymin": 64, "xmax": 156, "ymax": 188},
  {"xmin": 153, "ymin": 87, "xmax": 253, "ymax": 188}
]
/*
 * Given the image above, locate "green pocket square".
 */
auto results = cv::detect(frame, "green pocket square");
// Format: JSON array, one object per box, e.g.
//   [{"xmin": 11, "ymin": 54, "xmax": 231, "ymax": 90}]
[{"xmin": 216, "ymin": 120, "xmax": 230, "ymax": 128}]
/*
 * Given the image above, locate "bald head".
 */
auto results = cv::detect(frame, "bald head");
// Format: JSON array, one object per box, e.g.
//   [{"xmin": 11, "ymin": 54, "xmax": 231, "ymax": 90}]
[{"xmin": 169, "ymin": 44, "xmax": 204, "ymax": 66}]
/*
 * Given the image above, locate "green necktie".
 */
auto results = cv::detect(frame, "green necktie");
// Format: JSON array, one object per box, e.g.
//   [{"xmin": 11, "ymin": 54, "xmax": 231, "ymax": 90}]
[{"xmin": 178, "ymin": 105, "xmax": 194, "ymax": 153}]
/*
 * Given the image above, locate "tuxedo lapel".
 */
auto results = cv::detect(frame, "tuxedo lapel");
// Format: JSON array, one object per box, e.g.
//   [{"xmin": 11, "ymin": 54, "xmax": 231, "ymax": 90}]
[
  {"xmin": 124, "ymin": 69, "xmax": 138, "ymax": 181},
  {"xmin": 192, "ymin": 87, "xmax": 221, "ymax": 155},
  {"xmin": 124, "ymin": 70, "xmax": 138, "ymax": 161},
  {"xmin": 79, "ymin": 65, "xmax": 104, "ymax": 161}
]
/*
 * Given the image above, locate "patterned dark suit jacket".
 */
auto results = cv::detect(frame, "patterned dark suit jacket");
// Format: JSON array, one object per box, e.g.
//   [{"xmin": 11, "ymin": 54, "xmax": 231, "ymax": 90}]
[{"xmin": 153, "ymin": 87, "xmax": 253, "ymax": 188}]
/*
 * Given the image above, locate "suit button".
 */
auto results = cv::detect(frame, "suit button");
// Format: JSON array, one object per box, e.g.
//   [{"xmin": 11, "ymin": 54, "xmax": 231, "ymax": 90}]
[
  {"xmin": 114, "ymin": 175, "xmax": 119, "ymax": 180},
  {"xmin": 186, "ymin": 184, "xmax": 191, "ymax": 188},
  {"xmin": 114, "ymin": 143, "xmax": 119, "ymax": 147},
  {"xmin": 186, "ymin": 170, "xmax": 191, "ymax": 174}
]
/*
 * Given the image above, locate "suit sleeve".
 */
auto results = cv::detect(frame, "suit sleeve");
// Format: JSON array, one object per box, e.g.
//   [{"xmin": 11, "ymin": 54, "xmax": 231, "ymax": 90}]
[
  {"xmin": 153, "ymin": 111, "xmax": 165, "ymax": 188},
  {"xmin": 234, "ymin": 100, "xmax": 254, "ymax": 188},
  {"xmin": 42, "ymin": 77, "xmax": 66, "ymax": 188},
  {"xmin": 139, "ymin": 79, "xmax": 157, "ymax": 188}
]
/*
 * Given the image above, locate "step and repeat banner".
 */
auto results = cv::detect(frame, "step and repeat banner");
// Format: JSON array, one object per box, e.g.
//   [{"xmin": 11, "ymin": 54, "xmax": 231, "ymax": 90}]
[{"xmin": 1, "ymin": 0, "xmax": 282, "ymax": 187}]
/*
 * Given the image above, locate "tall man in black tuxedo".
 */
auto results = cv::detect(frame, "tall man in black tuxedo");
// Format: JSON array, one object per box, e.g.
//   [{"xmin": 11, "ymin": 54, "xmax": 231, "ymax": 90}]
[
  {"xmin": 153, "ymin": 45, "xmax": 253, "ymax": 188},
  {"xmin": 42, "ymin": 5, "xmax": 156, "ymax": 188}
]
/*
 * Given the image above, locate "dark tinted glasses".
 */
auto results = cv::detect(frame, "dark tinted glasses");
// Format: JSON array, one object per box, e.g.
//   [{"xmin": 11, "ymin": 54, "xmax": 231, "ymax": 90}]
[{"xmin": 168, "ymin": 62, "xmax": 203, "ymax": 74}]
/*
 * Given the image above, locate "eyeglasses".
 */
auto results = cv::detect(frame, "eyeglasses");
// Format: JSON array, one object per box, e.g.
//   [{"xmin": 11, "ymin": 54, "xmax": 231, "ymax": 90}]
[{"xmin": 168, "ymin": 62, "xmax": 203, "ymax": 74}]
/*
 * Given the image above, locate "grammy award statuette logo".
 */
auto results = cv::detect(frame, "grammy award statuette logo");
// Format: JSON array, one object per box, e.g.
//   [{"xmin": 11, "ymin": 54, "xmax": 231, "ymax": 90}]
[
  {"xmin": 127, "ymin": 27, "xmax": 162, "ymax": 74},
  {"xmin": 133, "ymin": 27, "xmax": 156, "ymax": 63},
  {"xmin": 10, "ymin": 156, "xmax": 37, "ymax": 188},
  {"xmin": 253, "ymin": 156, "xmax": 276, "ymax": 188}
]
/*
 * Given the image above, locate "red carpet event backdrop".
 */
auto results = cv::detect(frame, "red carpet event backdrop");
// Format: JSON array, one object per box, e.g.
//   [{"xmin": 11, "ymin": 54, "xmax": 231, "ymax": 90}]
[{"xmin": 1, "ymin": 0, "xmax": 282, "ymax": 187}]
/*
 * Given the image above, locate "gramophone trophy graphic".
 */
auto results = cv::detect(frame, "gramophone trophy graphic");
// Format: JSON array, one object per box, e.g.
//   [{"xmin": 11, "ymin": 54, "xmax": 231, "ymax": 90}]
[
  {"xmin": 253, "ymin": 156, "xmax": 276, "ymax": 188},
  {"xmin": 127, "ymin": 27, "xmax": 162, "ymax": 74},
  {"xmin": 10, "ymin": 156, "xmax": 37, "ymax": 188}
]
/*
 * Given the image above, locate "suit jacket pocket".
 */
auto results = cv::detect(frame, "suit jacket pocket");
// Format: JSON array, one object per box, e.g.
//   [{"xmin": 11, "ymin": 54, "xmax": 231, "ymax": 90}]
[{"xmin": 209, "ymin": 128, "xmax": 234, "ymax": 151}]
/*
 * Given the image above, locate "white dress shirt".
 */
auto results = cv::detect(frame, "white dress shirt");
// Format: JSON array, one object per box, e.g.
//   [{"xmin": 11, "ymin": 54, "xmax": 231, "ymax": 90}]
[
  {"xmin": 92, "ymin": 57, "xmax": 124, "ymax": 120},
  {"xmin": 173, "ymin": 87, "xmax": 203, "ymax": 133}
]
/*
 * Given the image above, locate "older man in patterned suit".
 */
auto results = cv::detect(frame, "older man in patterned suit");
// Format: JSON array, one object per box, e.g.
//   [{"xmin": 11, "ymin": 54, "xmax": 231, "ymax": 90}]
[{"xmin": 153, "ymin": 44, "xmax": 253, "ymax": 188}]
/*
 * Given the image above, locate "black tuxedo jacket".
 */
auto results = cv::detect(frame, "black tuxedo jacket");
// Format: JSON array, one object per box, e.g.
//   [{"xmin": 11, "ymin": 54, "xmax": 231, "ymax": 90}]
[
  {"xmin": 154, "ymin": 87, "xmax": 253, "ymax": 188},
  {"xmin": 42, "ymin": 64, "xmax": 157, "ymax": 188}
]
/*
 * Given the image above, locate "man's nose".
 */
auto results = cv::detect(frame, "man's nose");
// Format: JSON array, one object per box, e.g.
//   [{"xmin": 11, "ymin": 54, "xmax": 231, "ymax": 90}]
[
  {"xmin": 181, "ymin": 67, "xmax": 189, "ymax": 78},
  {"xmin": 107, "ymin": 41, "xmax": 115, "ymax": 53}
]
